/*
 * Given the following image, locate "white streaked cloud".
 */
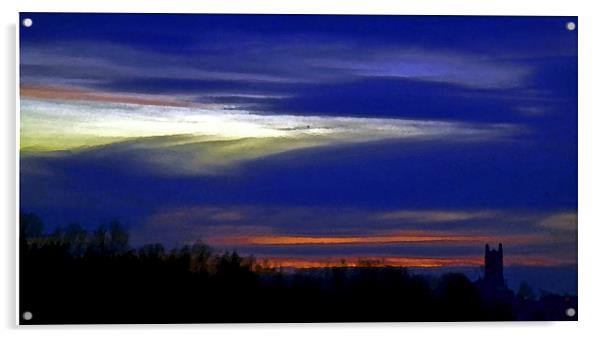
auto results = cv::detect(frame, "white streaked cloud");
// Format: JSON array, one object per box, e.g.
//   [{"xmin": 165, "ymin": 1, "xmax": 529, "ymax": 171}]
[
  {"xmin": 21, "ymin": 39, "xmax": 531, "ymax": 90},
  {"xmin": 317, "ymin": 49, "xmax": 530, "ymax": 89},
  {"xmin": 21, "ymin": 98, "xmax": 518, "ymax": 175}
]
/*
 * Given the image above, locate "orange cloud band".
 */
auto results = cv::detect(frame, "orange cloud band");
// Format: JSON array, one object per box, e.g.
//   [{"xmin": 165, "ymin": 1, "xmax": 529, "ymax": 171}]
[
  {"xmin": 212, "ymin": 232, "xmax": 543, "ymax": 246},
  {"xmin": 21, "ymin": 85, "xmax": 189, "ymax": 107},
  {"xmin": 255, "ymin": 255, "xmax": 570, "ymax": 269}
]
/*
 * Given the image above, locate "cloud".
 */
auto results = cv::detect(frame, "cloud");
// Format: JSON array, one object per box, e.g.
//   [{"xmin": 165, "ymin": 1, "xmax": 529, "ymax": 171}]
[
  {"xmin": 375, "ymin": 210, "xmax": 495, "ymax": 223},
  {"xmin": 538, "ymin": 212, "xmax": 578, "ymax": 231},
  {"xmin": 21, "ymin": 97, "xmax": 517, "ymax": 175},
  {"xmin": 133, "ymin": 203, "xmax": 573, "ymax": 268},
  {"xmin": 252, "ymin": 255, "xmax": 570, "ymax": 269},
  {"xmin": 20, "ymin": 38, "xmax": 531, "ymax": 94},
  {"xmin": 515, "ymin": 105, "xmax": 548, "ymax": 116},
  {"xmin": 19, "ymin": 36, "xmax": 543, "ymax": 125},
  {"xmin": 211, "ymin": 232, "xmax": 544, "ymax": 247},
  {"xmin": 133, "ymin": 205, "xmax": 573, "ymax": 248},
  {"xmin": 20, "ymin": 85, "xmax": 192, "ymax": 107},
  {"xmin": 130, "ymin": 206, "xmax": 274, "ymax": 248},
  {"xmin": 319, "ymin": 49, "xmax": 530, "ymax": 89},
  {"xmin": 258, "ymin": 256, "xmax": 485, "ymax": 269}
]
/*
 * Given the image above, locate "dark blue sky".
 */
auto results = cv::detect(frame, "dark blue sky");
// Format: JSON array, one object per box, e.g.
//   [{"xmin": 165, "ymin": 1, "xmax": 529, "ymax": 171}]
[{"xmin": 19, "ymin": 14, "xmax": 578, "ymax": 289}]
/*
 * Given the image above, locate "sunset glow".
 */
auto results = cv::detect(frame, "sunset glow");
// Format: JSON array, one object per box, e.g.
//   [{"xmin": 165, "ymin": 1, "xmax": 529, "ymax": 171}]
[
  {"xmin": 210, "ymin": 232, "xmax": 545, "ymax": 246},
  {"xmin": 19, "ymin": 13, "xmax": 577, "ymax": 298},
  {"xmin": 254, "ymin": 255, "xmax": 569, "ymax": 269},
  {"xmin": 18, "ymin": 13, "xmax": 578, "ymax": 323}
]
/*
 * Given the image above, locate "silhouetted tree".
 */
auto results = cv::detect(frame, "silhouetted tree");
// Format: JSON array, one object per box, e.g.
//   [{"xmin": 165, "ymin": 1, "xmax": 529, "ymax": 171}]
[
  {"xmin": 518, "ymin": 282, "xmax": 536, "ymax": 301},
  {"xmin": 62, "ymin": 223, "xmax": 88, "ymax": 256},
  {"xmin": 18, "ymin": 212, "xmax": 576, "ymax": 324},
  {"xmin": 108, "ymin": 220, "xmax": 129, "ymax": 255},
  {"xmin": 138, "ymin": 243, "xmax": 165, "ymax": 260},
  {"xmin": 437, "ymin": 273, "xmax": 482, "ymax": 320},
  {"xmin": 88, "ymin": 224, "xmax": 108, "ymax": 256},
  {"xmin": 190, "ymin": 241, "xmax": 212, "ymax": 274},
  {"xmin": 20, "ymin": 212, "xmax": 44, "ymax": 239}
]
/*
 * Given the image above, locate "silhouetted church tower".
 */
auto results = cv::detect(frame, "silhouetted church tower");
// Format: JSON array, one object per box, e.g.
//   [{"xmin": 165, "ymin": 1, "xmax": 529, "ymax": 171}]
[{"xmin": 484, "ymin": 243, "xmax": 504, "ymax": 289}]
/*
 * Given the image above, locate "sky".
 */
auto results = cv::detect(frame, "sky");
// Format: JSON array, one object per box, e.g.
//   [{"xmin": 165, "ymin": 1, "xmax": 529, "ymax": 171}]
[{"xmin": 19, "ymin": 13, "xmax": 577, "ymax": 291}]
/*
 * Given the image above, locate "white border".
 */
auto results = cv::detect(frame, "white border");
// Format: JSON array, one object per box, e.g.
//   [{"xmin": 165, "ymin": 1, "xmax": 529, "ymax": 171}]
[
  {"xmin": 3, "ymin": 0, "xmax": 602, "ymax": 337},
  {"xmin": 14, "ymin": 10, "xmax": 19, "ymax": 328},
  {"xmin": 8, "ymin": 0, "xmax": 582, "ymax": 16}
]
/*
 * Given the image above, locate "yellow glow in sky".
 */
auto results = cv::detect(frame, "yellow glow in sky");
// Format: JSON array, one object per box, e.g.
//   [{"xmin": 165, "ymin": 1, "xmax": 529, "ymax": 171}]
[{"xmin": 20, "ymin": 97, "xmax": 515, "ymax": 175}]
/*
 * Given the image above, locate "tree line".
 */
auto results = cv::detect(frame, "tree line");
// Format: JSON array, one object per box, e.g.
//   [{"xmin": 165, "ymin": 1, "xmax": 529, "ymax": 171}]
[{"xmin": 19, "ymin": 212, "xmax": 575, "ymax": 324}]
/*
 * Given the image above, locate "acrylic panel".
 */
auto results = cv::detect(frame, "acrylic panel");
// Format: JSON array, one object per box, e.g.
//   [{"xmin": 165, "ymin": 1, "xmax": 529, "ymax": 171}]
[{"xmin": 18, "ymin": 13, "xmax": 578, "ymax": 324}]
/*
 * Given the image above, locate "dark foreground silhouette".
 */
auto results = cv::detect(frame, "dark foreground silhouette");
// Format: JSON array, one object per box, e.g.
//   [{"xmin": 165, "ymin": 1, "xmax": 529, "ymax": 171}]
[{"xmin": 19, "ymin": 212, "xmax": 576, "ymax": 324}]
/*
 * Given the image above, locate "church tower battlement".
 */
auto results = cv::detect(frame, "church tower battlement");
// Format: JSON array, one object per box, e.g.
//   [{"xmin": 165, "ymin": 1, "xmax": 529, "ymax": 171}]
[{"xmin": 484, "ymin": 243, "xmax": 504, "ymax": 289}]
